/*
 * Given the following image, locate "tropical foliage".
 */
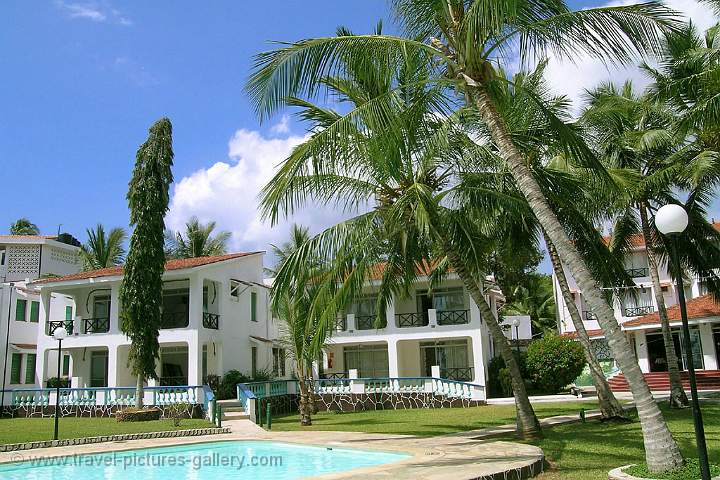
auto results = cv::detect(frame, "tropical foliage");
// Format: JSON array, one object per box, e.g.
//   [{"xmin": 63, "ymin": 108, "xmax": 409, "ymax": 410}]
[
  {"xmin": 526, "ymin": 333, "xmax": 587, "ymax": 393},
  {"xmin": 79, "ymin": 224, "xmax": 127, "ymax": 271},
  {"xmin": 501, "ymin": 273, "xmax": 556, "ymax": 334},
  {"xmin": 120, "ymin": 117, "xmax": 174, "ymax": 409},
  {"xmin": 165, "ymin": 216, "xmax": 230, "ymax": 259},
  {"xmin": 9, "ymin": 218, "xmax": 39, "ymax": 235}
]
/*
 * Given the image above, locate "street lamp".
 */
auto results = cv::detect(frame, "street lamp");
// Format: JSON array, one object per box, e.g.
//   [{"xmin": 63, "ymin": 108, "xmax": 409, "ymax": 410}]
[
  {"xmin": 52, "ymin": 326, "xmax": 67, "ymax": 441},
  {"xmin": 512, "ymin": 318, "xmax": 521, "ymax": 354},
  {"xmin": 655, "ymin": 204, "xmax": 710, "ymax": 480}
]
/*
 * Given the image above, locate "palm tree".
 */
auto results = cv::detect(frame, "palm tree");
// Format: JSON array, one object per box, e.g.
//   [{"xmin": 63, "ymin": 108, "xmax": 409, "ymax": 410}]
[
  {"xmin": 79, "ymin": 224, "xmax": 127, "ymax": 271},
  {"xmin": 247, "ymin": 1, "xmax": 685, "ymax": 470},
  {"xmin": 270, "ymin": 224, "xmax": 330, "ymax": 425},
  {"xmin": 166, "ymin": 217, "xmax": 230, "ymax": 259},
  {"xmin": 502, "ymin": 273, "xmax": 556, "ymax": 334},
  {"xmin": 10, "ymin": 218, "xmax": 39, "ymax": 235},
  {"xmin": 259, "ymin": 34, "xmax": 543, "ymax": 438}
]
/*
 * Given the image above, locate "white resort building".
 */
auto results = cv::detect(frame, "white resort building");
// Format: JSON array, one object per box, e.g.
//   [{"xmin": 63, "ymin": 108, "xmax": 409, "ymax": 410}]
[
  {"xmin": 554, "ymin": 228, "xmax": 720, "ymax": 391},
  {"xmin": 31, "ymin": 252, "xmax": 279, "ymax": 390},
  {"xmin": 0, "ymin": 235, "xmax": 80, "ymax": 394}
]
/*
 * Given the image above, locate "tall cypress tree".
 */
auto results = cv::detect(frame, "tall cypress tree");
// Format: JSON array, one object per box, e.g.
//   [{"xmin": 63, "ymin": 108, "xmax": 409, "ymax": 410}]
[{"xmin": 120, "ymin": 118, "xmax": 174, "ymax": 409}]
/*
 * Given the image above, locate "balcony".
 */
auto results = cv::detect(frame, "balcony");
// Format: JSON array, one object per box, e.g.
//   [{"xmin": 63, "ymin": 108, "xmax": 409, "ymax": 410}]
[
  {"xmin": 83, "ymin": 317, "xmax": 110, "ymax": 334},
  {"xmin": 583, "ymin": 310, "xmax": 597, "ymax": 321},
  {"xmin": 202, "ymin": 312, "xmax": 219, "ymax": 329},
  {"xmin": 47, "ymin": 320, "xmax": 73, "ymax": 336},
  {"xmin": 396, "ymin": 312, "xmax": 428, "ymax": 328},
  {"xmin": 441, "ymin": 367, "xmax": 474, "ymax": 381},
  {"xmin": 624, "ymin": 305, "xmax": 655, "ymax": 317},
  {"xmin": 626, "ymin": 267, "xmax": 650, "ymax": 278},
  {"xmin": 356, "ymin": 315, "xmax": 386, "ymax": 330},
  {"xmin": 160, "ymin": 310, "xmax": 189, "ymax": 329},
  {"xmin": 437, "ymin": 309, "xmax": 469, "ymax": 326}
]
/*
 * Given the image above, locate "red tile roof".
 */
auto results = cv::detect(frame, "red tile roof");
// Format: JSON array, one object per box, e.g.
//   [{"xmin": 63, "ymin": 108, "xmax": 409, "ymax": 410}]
[
  {"xmin": 624, "ymin": 294, "xmax": 720, "ymax": 327},
  {"xmin": 0, "ymin": 235, "xmax": 58, "ymax": 241},
  {"xmin": 602, "ymin": 222, "xmax": 720, "ymax": 248},
  {"xmin": 34, "ymin": 252, "xmax": 262, "ymax": 285},
  {"xmin": 561, "ymin": 329, "xmax": 605, "ymax": 339},
  {"xmin": 367, "ymin": 260, "xmax": 450, "ymax": 280}
]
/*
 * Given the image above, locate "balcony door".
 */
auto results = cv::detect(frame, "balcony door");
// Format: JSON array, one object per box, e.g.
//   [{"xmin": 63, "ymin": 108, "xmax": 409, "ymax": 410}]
[
  {"xmin": 89, "ymin": 351, "xmax": 108, "ymax": 387},
  {"xmin": 420, "ymin": 339, "xmax": 471, "ymax": 380},
  {"xmin": 647, "ymin": 329, "xmax": 704, "ymax": 372}
]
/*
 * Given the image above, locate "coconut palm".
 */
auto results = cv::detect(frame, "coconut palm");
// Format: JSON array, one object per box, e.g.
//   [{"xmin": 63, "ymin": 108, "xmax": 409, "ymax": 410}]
[
  {"xmin": 247, "ymin": 1, "xmax": 685, "ymax": 470},
  {"xmin": 260, "ymin": 37, "xmax": 544, "ymax": 438},
  {"xmin": 502, "ymin": 273, "xmax": 556, "ymax": 334},
  {"xmin": 79, "ymin": 224, "xmax": 127, "ymax": 271},
  {"xmin": 270, "ymin": 224, "xmax": 330, "ymax": 425},
  {"xmin": 9, "ymin": 218, "xmax": 39, "ymax": 235},
  {"xmin": 166, "ymin": 217, "xmax": 231, "ymax": 259}
]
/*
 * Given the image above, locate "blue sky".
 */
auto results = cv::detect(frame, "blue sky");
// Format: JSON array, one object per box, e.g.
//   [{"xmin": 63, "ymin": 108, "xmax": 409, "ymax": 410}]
[{"xmin": 1, "ymin": 1, "xmax": 716, "ymax": 272}]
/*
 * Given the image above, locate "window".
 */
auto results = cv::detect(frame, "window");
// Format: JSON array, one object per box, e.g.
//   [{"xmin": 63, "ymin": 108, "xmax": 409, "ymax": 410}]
[
  {"xmin": 62, "ymin": 354, "xmax": 70, "ymax": 376},
  {"xmin": 29, "ymin": 301, "xmax": 40, "ymax": 323},
  {"xmin": 15, "ymin": 299, "xmax": 27, "ymax": 321},
  {"xmin": 65, "ymin": 306, "xmax": 73, "ymax": 321},
  {"xmin": 10, "ymin": 353, "xmax": 22, "ymax": 384},
  {"xmin": 202, "ymin": 345, "xmax": 208, "ymax": 381},
  {"xmin": 272, "ymin": 348, "xmax": 286, "ymax": 377},
  {"xmin": 230, "ymin": 280, "xmax": 241, "ymax": 301},
  {"xmin": 251, "ymin": 346, "xmax": 258, "ymax": 377},
  {"xmin": 89, "ymin": 351, "xmax": 108, "ymax": 387},
  {"xmin": 343, "ymin": 345, "xmax": 389, "ymax": 378},
  {"xmin": 0, "ymin": 250, "xmax": 5, "ymax": 265},
  {"xmin": 24, "ymin": 354, "xmax": 36, "ymax": 384},
  {"xmin": 250, "ymin": 292, "xmax": 257, "ymax": 322}
]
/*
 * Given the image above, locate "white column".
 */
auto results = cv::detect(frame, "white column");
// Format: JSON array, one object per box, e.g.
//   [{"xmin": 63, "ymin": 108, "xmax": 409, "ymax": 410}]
[
  {"xmin": 109, "ymin": 283, "xmax": 121, "ymax": 334},
  {"xmin": 470, "ymin": 333, "xmax": 486, "ymax": 385},
  {"xmin": 469, "ymin": 295, "xmax": 481, "ymax": 325},
  {"xmin": 188, "ymin": 274, "xmax": 203, "ymax": 329},
  {"xmin": 107, "ymin": 345, "xmax": 118, "ymax": 387},
  {"xmin": 635, "ymin": 331, "xmax": 650, "ymax": 373},
  {"xmin": 36, "ymin": 347, "xmax": 49, "ymax": 390},
  {"xmin": 187, "ymin": 335, "xmax": 202, "ymax": 386},
  {"xmin": 388, "ymin": 340, "xmax": 399, "ymax": 378},
  {"xmin": 428, "ymin": 309, "xmax": 438, "ymax": 328},
  {"xmin": 699, "ymin": 323, "xmax": 717, "ymax": 370},
  {"xmin": 385, "ymin": 298, "xmax": 396, "ymax": 332},
  {"xmin": 346, "ymin": 313, "xmax": 356, "ymax": 332}
]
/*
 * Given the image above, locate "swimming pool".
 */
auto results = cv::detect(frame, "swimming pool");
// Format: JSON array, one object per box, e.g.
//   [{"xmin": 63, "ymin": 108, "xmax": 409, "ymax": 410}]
[{"xmin": 0, "ymin": 440, "xmax": 410, "ymax": 479}]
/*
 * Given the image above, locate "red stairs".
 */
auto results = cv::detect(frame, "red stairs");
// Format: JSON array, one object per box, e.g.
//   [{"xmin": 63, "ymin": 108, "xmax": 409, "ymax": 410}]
[{"xmin": 608, "ymin": 370, "xmax": 720, "ymax": 392}]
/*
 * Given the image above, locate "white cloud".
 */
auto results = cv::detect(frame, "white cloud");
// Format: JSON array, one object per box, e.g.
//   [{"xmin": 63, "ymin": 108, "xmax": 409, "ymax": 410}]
[
  {"xmin": 112, "ymin": 56, "xmax": 159, "ymax": 87},
  {"xmin": 544, "ymin": 0, "xmax": 717, "ymax": 113},
  {"xmin": 55, "ymin": 1, "xmax": 132, "ymax": 26},
  {"xmin": 167, "ymin": 129, "xmax": 357, "ymax": 264},
  {"xmin": 270, "ymin": 115, "xmax": 291, "ymax": 135}
]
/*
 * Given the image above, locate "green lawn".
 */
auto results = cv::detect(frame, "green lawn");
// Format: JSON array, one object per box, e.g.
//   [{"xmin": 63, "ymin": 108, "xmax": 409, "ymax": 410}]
[
  {"xmin": 272, "ymin": 400, "xmax": 605, "ymax": 436},
  {"xmin": 0, "ymin": 417, "xmax": 215, "ymax": 445}
]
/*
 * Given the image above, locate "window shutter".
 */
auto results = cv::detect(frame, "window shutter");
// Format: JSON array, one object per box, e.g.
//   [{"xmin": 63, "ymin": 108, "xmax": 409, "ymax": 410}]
[
  {"xmin": 30, "ymin": 301, "xmax": 40, "ymax": 323},
  {"xmin": 15, "ymin": 299, "xmax": 27, "ymax": 321},
  {"xmin": 10, "ymin": 354, "xmax": 22, "ymax": 384},
  {"xmin": 65, "ymin": 306, "xmax": 73, "ymax": 321},
  {"xmin": 251, "ymin": 292, "xmax": 257, "ymax": 322},
  {"xmin": 62, "ymin": 355, "xmax": 70, "ymax": 376},
  {"xmin": 25, "ymin": 354, "xmax": 36, "ymax": 384}
]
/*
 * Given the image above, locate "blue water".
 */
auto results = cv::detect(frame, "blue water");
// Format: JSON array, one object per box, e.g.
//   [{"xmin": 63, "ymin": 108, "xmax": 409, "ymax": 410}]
[{"xmin": 0, "ymin": 440, "xmax": 410, "ymax": 479}]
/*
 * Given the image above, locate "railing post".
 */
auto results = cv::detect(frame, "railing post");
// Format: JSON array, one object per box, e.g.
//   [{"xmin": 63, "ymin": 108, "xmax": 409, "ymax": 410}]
[
  {"xmin": 428, "ymin": 309, "xmax": 437, "ymax": 328},
  {"xmin": 346, "ymin": 313, "xmax": 355, "ymax": 332}
]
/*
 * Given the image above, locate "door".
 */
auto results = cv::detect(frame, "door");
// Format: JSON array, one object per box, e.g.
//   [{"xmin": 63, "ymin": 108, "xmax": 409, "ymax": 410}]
[{"xmin": 89, "ymin": 351, "xmax": 108, "ymax": 387}]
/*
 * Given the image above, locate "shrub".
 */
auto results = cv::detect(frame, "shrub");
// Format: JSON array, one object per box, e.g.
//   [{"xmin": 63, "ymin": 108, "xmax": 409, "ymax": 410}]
[
  {"xmin": 526, "ymin": 333, "xmax": 586, "ymax": 393},
  {"xmin": 116, "ymin": 408, "xmax": 162, "ymax": 422},
  {"xmin": 166, "ymin": 403, "xmax": 191, "ymax": 427},
  {"xmin": 46, "ymin": 377, "xmax": 70, "ymax": 388},
  {"xmin": 487, "ymin": 352, "xmax": 530, "ymax": 398},
  {"xmin": 218, "ymin": 370, "xmax": 250, "ymax": 399}
]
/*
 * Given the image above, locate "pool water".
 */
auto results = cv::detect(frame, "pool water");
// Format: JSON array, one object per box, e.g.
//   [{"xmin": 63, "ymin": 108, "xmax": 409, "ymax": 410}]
[{"xmin": 0, "ymin": 440, "xmax": 410, "ymax": 479}]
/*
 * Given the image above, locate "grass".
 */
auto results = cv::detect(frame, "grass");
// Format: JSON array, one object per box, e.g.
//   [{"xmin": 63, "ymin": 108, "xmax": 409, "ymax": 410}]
[
  {"xmin": 272, "ymin": 400, "xmax": 605, "ymax": 436},
  {"xmin": 0, "ymin": 417, "xmax": 215, "ymax": 445}
]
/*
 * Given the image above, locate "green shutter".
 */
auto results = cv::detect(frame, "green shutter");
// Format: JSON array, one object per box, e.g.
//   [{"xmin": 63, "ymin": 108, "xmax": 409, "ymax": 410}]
[
  {"xmin": 29, "ymin": 301, "xmax": 40, "ymax": 323},
  {"xmin": 251, "ymin": 292, "xmax": 257, "ymax": 322},
  {"xmin": 15, "ymin": 299, "xmax": 26, "ymax": 321},
  {"xmin": 10, "ymin": 354, "xmax": 22, "ymax": 384},
  {"xmin": 62, "ymin": 355, "xmax": 70, "ymax": 376},
  {"xmin": 65, "ymin": 306, "xmax": 73, "ymax": 321},
  {"xmin": 24, "ymin": 354, "xmax": 36, "ymax": 384}
]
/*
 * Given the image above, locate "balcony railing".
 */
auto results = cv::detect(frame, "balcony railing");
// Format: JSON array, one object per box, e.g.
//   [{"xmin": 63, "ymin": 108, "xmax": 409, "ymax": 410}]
[
  {"xmin": 47, "ymin": 320, "xmax": 73, "ymax": 336},
  {"xmin": 84, "ymin": 317, "xmax": 110, "ymax": 334},
  {"xmin": 202, "ymin": 312, "xmax": 219, "ymax": 329},
  {"xmin": 355, "ymin": 315, "xmax": 386, "ymax": 330},
  {"xmin": 626, "ymin": 267, "xmax": 650, "ymax": 278},
  {"xmin": 583, "ymin": 310, "xmax": 597, "ymax": 321},
  {"xmin": 437, "ymin": 309, "xmax": 470, "ymax": 326},
  {"xmin": 396, "ymin": 312, "xmax": 428, "ymax": 328},
  {"xmin": 624, "ymin": 305, "xmax": 655, "ymax": 317},
  {"xmin": 334, "ymin": 317, "xmax": 346, "ymax": 332},
  {"xmin": 440, "ymin": 367, "xmax": 474, "ymax": 382}
]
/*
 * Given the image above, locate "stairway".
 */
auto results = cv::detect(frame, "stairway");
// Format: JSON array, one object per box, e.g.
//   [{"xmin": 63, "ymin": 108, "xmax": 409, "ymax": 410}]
[
  {"xmin": 608, "ymin": 370, "xmax": 720, "ymax": 392},
  {"xmin": 217, "ymin": 399, "xmax": 250, "ymax": 421}
]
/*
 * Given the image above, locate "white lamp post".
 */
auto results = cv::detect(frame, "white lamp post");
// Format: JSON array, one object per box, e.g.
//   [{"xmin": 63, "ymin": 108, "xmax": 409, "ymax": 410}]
[
  {"xmin": 52, "ymin": 326, "xmax": 67, "ymax": 441},
  {"xmin": 512, "ymin": 318, "xmax": 521, "ymax": 354},
  {"xmin": 655, "ymin": 204, "xmax": 710, "ymax": 480}
]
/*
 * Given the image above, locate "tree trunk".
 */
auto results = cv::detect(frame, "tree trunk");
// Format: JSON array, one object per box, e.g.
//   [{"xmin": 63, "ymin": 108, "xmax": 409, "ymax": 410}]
[
  {"xmin": 296, "ymin": 366, "xmax": 312, "ymax": 426},
  {"xmin": 135, "ymin": 375, "xmax": 144, "ymax": 409},
  {"xmin": 444, "ymin": 242, "xmax": 543, "ymax": 439},
  {"xmin": 470, "ymin": 85, "xmax": 683, "ymax": 472},
  {"xmin": 638, "ymin": 202, "xmax": 689, "ymax": 408},
  {"xmin": 544, "ymin": 232, "xmax": 628, "ymax": 420}
]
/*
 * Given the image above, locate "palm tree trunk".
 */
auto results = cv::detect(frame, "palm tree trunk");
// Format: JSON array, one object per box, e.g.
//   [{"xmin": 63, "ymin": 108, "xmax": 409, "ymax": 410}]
[
  {"xmin": 638, "ymin": 202, "xmax": 689, "ymax": 408},
  {"xmin": 443, "ymin": 242, "xmax": 542, "ymax": 439},
  {"xmin": 135, "ymin": 375, "xmax": 144, "ymax": 409},
  {"xmin": 544, "ymin": 231, "xmax": 627, "ymax": 420},
  {"xmin": 470, "ymin": 85, "xmax": 683, "ymax": 472},
  {"xmin": 296, "ymin": 365, "xmax": 312, "ymax": 426}
]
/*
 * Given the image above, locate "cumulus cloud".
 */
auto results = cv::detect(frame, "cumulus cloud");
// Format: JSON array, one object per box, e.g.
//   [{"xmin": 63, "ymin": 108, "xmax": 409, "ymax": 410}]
[
  {"xmin": 55, "ymin": 1, "xmax": 132, "ymax": 26},
  {"xmin": 270, "ymin": 115, "xmax": 291, "ymax": 135},
  {"xmin": 544, "ymin": 0, "xmax": 717, "ymax": 113},
  {"xmin": 167, "ymin": 129, "xmax": 358, "ymax": 265}
]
